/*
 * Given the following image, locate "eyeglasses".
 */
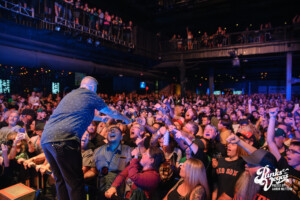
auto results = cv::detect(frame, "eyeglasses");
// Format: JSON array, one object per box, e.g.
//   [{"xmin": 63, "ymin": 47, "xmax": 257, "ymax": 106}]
[{"xmin": 286, "ymin": 148, "xmax": 300, "ymax": 155}]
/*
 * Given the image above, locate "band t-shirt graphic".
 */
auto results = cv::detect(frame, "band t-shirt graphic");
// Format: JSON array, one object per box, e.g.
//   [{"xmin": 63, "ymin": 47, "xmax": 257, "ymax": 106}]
[{"xmin": 216, "ymin": 157, "xmax": 245, "ymax": 198}]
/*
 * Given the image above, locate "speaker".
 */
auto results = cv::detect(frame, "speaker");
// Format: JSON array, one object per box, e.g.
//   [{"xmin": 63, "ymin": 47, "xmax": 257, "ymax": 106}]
[{"xmin": 0, "ymin": 183, "xmax": 35, "ymax": 200}]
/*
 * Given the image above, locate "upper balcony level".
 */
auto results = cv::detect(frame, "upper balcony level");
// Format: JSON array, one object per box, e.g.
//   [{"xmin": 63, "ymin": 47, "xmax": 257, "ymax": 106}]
[{"xmin": 160, "ymin": 25, "xmax": 300, "ymax": 62}]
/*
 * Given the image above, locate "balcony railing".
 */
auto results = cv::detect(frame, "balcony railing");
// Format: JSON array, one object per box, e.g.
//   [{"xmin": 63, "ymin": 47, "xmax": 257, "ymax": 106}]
[
  {"xmin": 0, "ymin": 0, "xmax": 134, "ymax": 49},
  {"xmin": 160, "ymin": 24, "xmax": 300, "ymax": 52}
]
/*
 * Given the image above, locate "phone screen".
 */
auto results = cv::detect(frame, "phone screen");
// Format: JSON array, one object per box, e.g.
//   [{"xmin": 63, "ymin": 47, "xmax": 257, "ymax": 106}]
[{"xmin": 19, "ymin": 128, "xmax": 25, "ymax": 133}]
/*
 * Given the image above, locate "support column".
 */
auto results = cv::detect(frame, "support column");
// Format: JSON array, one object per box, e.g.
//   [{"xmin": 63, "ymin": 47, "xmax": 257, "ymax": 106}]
[
  {"xmin": 248, "ymin": 81, "xmax": 251, "ymax": 96},
  {"xmin": 209, "ymin": 67, "xmax": 214, "ymax": 95},
  {"xmin": 286, "ymin": 52, "xmax": 292, "ymax": 101},
  {"xmin": 179, "ymin": 55, "xmax": 186, "ymax": 97}
]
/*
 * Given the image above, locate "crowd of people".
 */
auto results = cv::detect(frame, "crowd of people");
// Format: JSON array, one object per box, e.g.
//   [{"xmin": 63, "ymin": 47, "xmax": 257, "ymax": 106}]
[
  {"xmin": 0, "ymin": 85, "xmax": 300, "ymax": 200},
  {"xmin": 168, "ymin": 22, "xmax": 289, "ymax": 51},
  {"xmin": 3, "ymin": 0, "xmax": 134, "ymax": 44}
]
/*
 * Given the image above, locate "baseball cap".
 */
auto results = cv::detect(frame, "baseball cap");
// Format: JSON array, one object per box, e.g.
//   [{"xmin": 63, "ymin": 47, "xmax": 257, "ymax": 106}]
[
  {"xmin": 37, "ymin": 108, "xmax": 46, "ymax": 113},
  {"xmin": 242, "ymin": 149, "xmax": 278, "ymax": 170},
  {"xmin": 274, "ymin": 128, "xmax": 286, "ymax": 138},
  {"xmin": 237, "ymin": 131, "xmax": 256, "ymax": 141}
]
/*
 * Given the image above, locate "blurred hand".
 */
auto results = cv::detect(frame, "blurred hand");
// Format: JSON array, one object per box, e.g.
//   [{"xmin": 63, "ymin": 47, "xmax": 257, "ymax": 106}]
[
  {"xmin": 212, "ymin": 158, "xmax": 218, "ymax": 168},
  {"xmin": 226, "ymin": 134, "xmax": 240, "ymax": 144},
  {"xmin": 17, "ymin": 158, "xmax": 26, "ymax": 164},
  {"xmin": 1, "ymin": 144, "xmax": 8, "ymax": 153},
  {"xmin": 124, "ymin": 117, "xmax": 132, "ymax": 125},
  {"xmin": 35, "ymin": 164, "xmax": 42, "ymax": 172},
  {"xmin": 175, "ymin": 131, "xmax": 184, "ymax": 140},
  {"xmin": 131, "ymin": 148, "xmax": 140, "ymax": 159},
  {"xmin": 168, "ymin": 125, "xmax": 177, "ymax": 132},
  {"xmin": 105, "ymin": 187, "xmax": 117, "ymax": 199},
  {"xmin": 136, "ymin": 117, "xmax": 146, "ymax": 126},
  {"xmin": 269, "ymin": 107, "xmax": 279, "ymax": 118},
  {"xmin": 154, "ymin": 103, "xmax": 161, "ymax": 110},
  {"xmin": 135, "ymin": 137, "xmax": 145, "ymax": 146}
]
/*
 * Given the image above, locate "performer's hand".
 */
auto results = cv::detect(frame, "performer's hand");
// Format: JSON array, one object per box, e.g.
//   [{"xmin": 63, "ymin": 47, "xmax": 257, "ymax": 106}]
[
  {"xmin": 105, "ymin": 187, "xmax": 117, "ymax": 199},
  {"xmin": 124, "ymin": 117, "xmax": 131, "ymax": 125}
]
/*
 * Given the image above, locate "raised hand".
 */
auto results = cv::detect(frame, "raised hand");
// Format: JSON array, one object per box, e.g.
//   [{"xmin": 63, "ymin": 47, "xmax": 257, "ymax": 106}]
[
  {"xmin": 226, "ymin": 134, "xmax": 240, "ymax": 144},
  {"xmin": 269, "ymin": 107, "xmax": 279, "ymax": 118},
  {"xmin": 105, "ymin": 187, "xmax": 117, "ymax": 199}
]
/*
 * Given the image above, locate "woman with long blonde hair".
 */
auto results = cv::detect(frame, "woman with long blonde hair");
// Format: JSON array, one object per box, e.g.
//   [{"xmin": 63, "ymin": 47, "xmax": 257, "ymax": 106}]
[{"xmin": 164, "ymin": 158, "xmax": 210, "ymax": 200}]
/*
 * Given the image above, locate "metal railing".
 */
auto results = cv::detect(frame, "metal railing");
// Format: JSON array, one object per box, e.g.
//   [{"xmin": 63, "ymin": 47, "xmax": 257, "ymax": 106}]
[
  {"xmin": 161, "ymin": 24, "xmax": 300, "ymax": 52},
  {"xmin": 0, "ymin": 0, "xmax": 134, "ymax": 49},
  {"xmin": 0, "ymin": 0, "xmax": 33, "ymax": 17}
]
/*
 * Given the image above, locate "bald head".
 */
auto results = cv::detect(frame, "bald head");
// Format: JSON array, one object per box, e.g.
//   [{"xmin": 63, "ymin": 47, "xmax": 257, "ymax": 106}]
[{"xmin": 80, "ymin": 76, "xmax": 98, "ymax": 92}]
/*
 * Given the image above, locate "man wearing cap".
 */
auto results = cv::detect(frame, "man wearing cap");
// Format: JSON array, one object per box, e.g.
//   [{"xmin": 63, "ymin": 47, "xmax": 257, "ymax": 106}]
[
  {"xmin": 236, "ymin": 131, "xmax": 259, "ymax": 148},
  {"xmin": 41, "ymin": 76, "xmax": 131, "ymax": 200},
  {"xmin": 36, "ymin": 109, "xmax": 47, "ymax": 121},
  {"xmin": 267, "ymin": 108, "xmax": 300, "ymax": 200},
  {"xmin": 84, "ymin": 126, "xmax": 131, "ymax": 199}
]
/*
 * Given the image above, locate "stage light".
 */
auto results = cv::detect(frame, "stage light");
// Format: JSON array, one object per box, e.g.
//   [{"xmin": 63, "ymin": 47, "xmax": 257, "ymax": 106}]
[
  {"xmin": 55, "ymin": 26, "xmax": 61, "ymax": 31},
  {"xmin": 95, "ymin": 41, "xmax": 100, "ymax": 47},
  {"xmin": 87, "ymin": 38, "xmax": 92, "ymax": 44}
]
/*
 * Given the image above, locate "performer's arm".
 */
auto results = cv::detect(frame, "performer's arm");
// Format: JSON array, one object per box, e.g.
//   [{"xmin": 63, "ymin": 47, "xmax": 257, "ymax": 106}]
[{"xmin": 100, "ymin": 107, "xmax": 131, "ymax": 124}]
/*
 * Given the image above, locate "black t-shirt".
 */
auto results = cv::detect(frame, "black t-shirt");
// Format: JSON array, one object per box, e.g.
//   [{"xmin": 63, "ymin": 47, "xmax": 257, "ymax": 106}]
[
  {"xmin": 122, "ymin": 135, "xmax": 150, "ymax": 149},
  {"xmin": 276, "ymin": 157, "xmax": 300, "ymax": 200},
  {"xmin": 0, "ymin": 121, "xmax": 8, "ymax": 129},
  {"xmin": 41, "ymin": 88, "xmax": 107, "ymax": 144},
  {"xmin": 87, "ymin": 134, "xmax": 106, "ymax": 150},
  {"xmin": 216, "ymin": 157, "xmax": 245, "ymax": 198},
  {"xmin": 191, "ymin": 138, "xmax": 208, "ymax": 168}
]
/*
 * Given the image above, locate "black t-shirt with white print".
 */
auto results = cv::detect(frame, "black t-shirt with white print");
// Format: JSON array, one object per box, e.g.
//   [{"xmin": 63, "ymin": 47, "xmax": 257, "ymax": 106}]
[{"xmin": 216, "ymin": 157, "xmax": 245, "ymax": 198}]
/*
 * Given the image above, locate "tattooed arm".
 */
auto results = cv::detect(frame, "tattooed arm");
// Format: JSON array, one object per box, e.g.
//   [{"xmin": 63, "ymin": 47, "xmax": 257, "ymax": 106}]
[{"xmin": 190, "ymin": 186, "xmax": 206, "ymax": 200}]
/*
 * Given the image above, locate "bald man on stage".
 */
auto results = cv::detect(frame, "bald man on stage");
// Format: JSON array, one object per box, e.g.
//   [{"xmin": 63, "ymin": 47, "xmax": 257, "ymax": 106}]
[{"xmin": 41, "ymin": 76, "xmax": 131, "ymax": 200}]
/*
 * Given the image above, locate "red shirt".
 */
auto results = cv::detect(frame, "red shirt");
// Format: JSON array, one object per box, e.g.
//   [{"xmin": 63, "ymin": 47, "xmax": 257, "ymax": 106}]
[{"xmin": 112, "ymin": 158, "xmax": 160, "ymax": 199}]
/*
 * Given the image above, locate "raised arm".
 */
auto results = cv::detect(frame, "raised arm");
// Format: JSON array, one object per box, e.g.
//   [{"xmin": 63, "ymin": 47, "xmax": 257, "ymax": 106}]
[
  {"xmin": 226, "ymin": 134, "xmax": 256, "ymax": 154},
  {"xmin": 266, "ymin": 108, "xmax": 281, "ymax": 161},
  {"xmin": 99, "ymin": 106, "xmax": 131, "ymax": 124},
  {"xmin": 175, "ymin": 130, "xmax": 198, "ymax": 154}
]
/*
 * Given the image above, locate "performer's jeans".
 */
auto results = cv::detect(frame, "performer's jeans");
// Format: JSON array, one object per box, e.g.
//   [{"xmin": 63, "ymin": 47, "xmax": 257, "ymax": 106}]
[{"xmin": 42, "ymin": 140, "xmax": 86, "ymax": 200}]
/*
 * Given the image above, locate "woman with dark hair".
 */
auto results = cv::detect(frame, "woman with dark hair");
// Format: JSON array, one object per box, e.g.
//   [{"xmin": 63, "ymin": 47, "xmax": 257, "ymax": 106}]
[
  {"xmin": 105, "ymin": 146, "xmax": 165, "ymax": 199},
  {"xmin": 164, "ymin": 158, "xmax": 210, "ymax": 200}
]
